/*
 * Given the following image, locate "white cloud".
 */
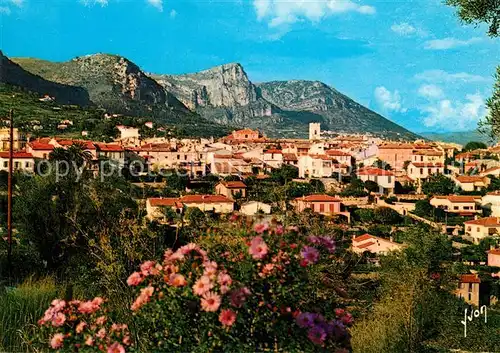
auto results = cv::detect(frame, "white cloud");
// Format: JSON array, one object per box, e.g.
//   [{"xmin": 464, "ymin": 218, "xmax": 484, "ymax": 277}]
[
  {"xmin": 169, "ymin": 9, "xmax": 177, "ymax": 18},
  {"xmin": 80, "ymin": 0, "xmax": 108, "ymax": 6},
  {"xmin": 415, "ymin": 70, "xmax": 489, "ymax": 83},
  {"xmin": 374, "ymin": 86, "xmax": 406, "ymax": 113},
  {"xmin": 253, "ymin": 0, "xmax": 375, "ymax": 27},
  {"xmin": 391, "ymin": 22, "xmax": 415, "ymax": 36},
  {"xmin": 0, "ymin": 6, "xmax": 11, "ymax": 14},
  {"xmin": 424, "ymin": 37, "xmax": 482, "ymax": 50},
  {"xmin": 9, "ymin": 0, "xmax": 23, "ymax": 6},
  {"xmin": 418, "ymin": 84, "xmax": 444, "ymax": 99},
  {"xmin": 422, "ymin": 93, "xmax": 486, "ymax": 130},
  {"xmin": 147, "ymin": 0, "xmax": 163, "ymax": 12}
]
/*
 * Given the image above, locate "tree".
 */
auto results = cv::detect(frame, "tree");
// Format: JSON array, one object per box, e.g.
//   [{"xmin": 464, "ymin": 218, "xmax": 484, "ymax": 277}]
[
  {"xmin": 374, "ymin": 207, "xmax": 403, "ymax": 225},
  {"xmin": 481, "ymin": 67, "xmax": 500, "ymax": 139},
  {"xmin": 421, "ymin": 174, "xmax": 457, "ymax": 195},
  {"xmin": 165, "ymin": 169, "xmax": 189, "ymax": 191},
  {"xmin": 185, "ymin": 207, "xmax": 205, "ymax": 225},
  {"xmin": 270, "ymin": 164, "xmax": 298, "ymax": 184},
  {"xmin": 464, "ymin": 141, "xmax": 488, "ymax": 151},
  {"xmin": 446, "ymin": 0, "xmax": 500, "ymax": 37},
  {"xmin": 285, "ymin": 181, "xmax": 314, "ymax": 198},
  {"xmin": 341, "ymin": 178, "xmax": 368, "ymax": 197},
  {"xmin": 364, "ymin": 180, "xmax": 380, "ymax": 193},
  {"xmin": 373, "ymin": 159, "xmax": 392, "ymax": 170},
  {"xmin": 354, "ymin": 208, "xmax": 376, "ymax": 223},
  {"xmin": 309, "ymin": 179, "xmax": 325, "ymax": 193},
  {"xmin": 414, "ymin": 200, "xmax": 434, "ymax": 218}
]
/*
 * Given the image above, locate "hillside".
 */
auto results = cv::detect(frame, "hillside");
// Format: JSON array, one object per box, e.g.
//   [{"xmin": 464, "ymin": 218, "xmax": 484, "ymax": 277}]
[{"xmin": 421, "ymin": 130, "xmax": 496, "ymax": 146}]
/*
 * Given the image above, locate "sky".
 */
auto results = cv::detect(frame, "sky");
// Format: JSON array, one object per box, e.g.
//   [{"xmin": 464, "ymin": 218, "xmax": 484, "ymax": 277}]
[{"xmin": 1, "ymin": 0, "xmax": 499, "ymax": 134}]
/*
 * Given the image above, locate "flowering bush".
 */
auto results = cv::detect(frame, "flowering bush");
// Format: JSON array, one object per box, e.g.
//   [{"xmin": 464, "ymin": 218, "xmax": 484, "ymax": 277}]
[
  {"xmin": 36, "ymin": 297, "xmax": 132, "ymax": 352},
  {"xmin": 126, "ymin": 220, "xmax": 353, "ymax": 352},
  {"xmin": 36, "ymin": 219, "xmax": 353, "ymax": 352}
]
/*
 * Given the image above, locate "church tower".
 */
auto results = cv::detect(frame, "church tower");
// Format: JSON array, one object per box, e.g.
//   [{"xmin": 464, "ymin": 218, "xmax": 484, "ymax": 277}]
[{"xmin": 309, "ymin": 122, "xmax": 321, "ymax": 140}]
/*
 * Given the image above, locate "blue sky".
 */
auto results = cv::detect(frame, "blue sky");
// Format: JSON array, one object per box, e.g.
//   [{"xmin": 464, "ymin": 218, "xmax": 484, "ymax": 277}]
[{"xmin": 1, "ymin": 0, "xmax": 499, "ymax": 134}]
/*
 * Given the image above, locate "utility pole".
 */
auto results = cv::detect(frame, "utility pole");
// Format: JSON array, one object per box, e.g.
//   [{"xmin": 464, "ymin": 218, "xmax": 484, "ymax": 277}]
[{"xmin": 7, "ymin": 109, "xmax": 13, "ymax": 277}]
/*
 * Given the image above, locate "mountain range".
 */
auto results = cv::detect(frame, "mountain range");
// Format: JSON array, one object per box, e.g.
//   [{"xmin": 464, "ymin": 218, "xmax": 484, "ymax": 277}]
[{"xmin": 1, "ymin": 50, "xmax": 419, "ymax": 139}]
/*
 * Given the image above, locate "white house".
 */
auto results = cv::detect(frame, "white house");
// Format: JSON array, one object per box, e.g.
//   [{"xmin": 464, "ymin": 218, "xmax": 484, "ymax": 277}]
[
  {"xmin": 262, "ymin": 149, "xmax": 284, "ymax": 169},
  {"xmin": 352, "ymin": 233, "xmax": 403, "ymax": 255},
  {"xmin": 298, "ymin": 154, "xmax": 334, "ymax": 178},
  {"xmin": 464, "ymin": 217, "xmax": 500, "ymax": 244},
  {"xmin": 430, "ymin": 195, "xmax": 482, "ymax": 215},
  {"xmin": 453, "ymin": 175, "xmax": 490, "ymax": 192},
  {"xmin": 481, "ymin": 191, "xmax": 500, "ymax": 217},
  {"xmin": 116, "ymin": 125, "xmax": 140, "ymax": 141},
  {"xmin": 407, "ymin": 162, "xmax": 445, "ymax": 181},
  {"xmin": 357, "ymin": 167, "xmax": 395, "ymax": 194},
  {"xmin": 240, "ymin": 201, "xmax": 272, "ymax": 215},
  {"xmin": 0, "ymin": 152, "xmax": 35, "ymax": 172}
]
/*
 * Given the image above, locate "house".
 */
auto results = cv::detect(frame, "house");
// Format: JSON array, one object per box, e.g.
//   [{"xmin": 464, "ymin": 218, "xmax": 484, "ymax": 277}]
[
  {"xmin": 325, "ymin": 149, "xmax": 353, "ymax": 167},
  {"xmin": 357, "ymin": 167, "xmax": 395, "ymax": 194},
  {"xmin": 407, "ymin": 162, "xmax": 444, "ymax": 181},
  {"xmin": 116, "ymin": 125, "xmax": 140, "ymax": 141},
  {"xmin": 455, "ymin": 274, "xmax": 483, "ymax": 306},
  {"xmin": 263, "ymin": 149, "xmax": 283, "ymax": 169},
  {"xmin": 0, "ymin": 152, "xmax": 35, "ymax": 172},
  {"xmin": 215, "ymin": 180, "xmax": 247, "ymax": 198},
  {"xmin": 481, "ymin": 191, "xmax": 500, "ymax": 217},
  {"xmin": 144, "ymin": 121, "xmax": 154, "ymax": 129},
  {"xmin": 230, "ymin": 129, "xmax": 260, "ymax": 141},
  {"xmin": 487, "ymin": 248, "xmax": 500, "ymax": 277},
  {"xmin": 377, "ymin": 143, "xmax": 415, "ymax": 171},
  {"xmin": 0, "ymin": 128, "xmax": 26, "ymax": 151},
  {"xmin": 179, "ymin": 195, "xmax": 234, "ymax": 214},
  {"xmin": 429, "ymin": 195, "xmax": 482, "ymax": 216},
  {"xmin": 453, "ymin": 175, "xmax": 490, "ymax": 192},
  {"xmin": 283, "ymin": 153, "xmax": 298, "ymax": 166},
  {"xmin": 298, "ymin": 154, "xmax": 332, "ymax": 178},
  {"xmin": 293, "ymin": 194, "xmax": 350, "ymax": 221},
  {"xmin": 146, "ymin": 198, "xmax": 183, "ymax": 220},
  {"xmin": 26, "ymin": 141, "xmax": 55, "ymax": 159},
  {"xmin": 481, "ymin": 166, "xmax": 500, "ymax": 177},
  {"xmin": 240, "ymin": 201, "xmax": 272, "ymax": 215},
  {"xmin": 351, "ymin": 233, "xmax": 403, "ymax": 255},
  {"xmin": 464, "ymin": 217, "xmax": 500, "ymax": 244},
  {"xmin": 95, "ymin": 143, "xmax": 125, "ymax": 168}
]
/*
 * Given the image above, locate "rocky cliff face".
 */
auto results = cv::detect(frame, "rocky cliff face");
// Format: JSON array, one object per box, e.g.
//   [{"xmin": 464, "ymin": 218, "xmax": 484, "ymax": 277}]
[
  {"xmin": 0, "ymin": 51, "xmax": 90, "ymax": 105},
  {"xmin": 12, "ymin": 54, "xmax": 187, "ymax": 114},
  {"xmin": 153, "ymin": 63, "xmax": 259, "ymax": 109}
]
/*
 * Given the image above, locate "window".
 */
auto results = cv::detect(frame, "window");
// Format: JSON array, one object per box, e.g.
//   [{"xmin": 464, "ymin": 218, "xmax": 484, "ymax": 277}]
[
  {"xmin": 428, "ymin": 168, "xmax": 432, "ymax": 175},
  {"xmin": 421, "ymin": 156, "xmax": 424, "ymax": 162},
  {"xmin": 329, "ymin": 204, "xmax": 335, "ymax": 213},
  {"xmin": 319, "ymin": 204, "xmax": 324, "ymax": 212},
  {"xmin": 3, "ymin": 161, "xmax": 7, "ymax": 168},
  {"xmin": 420, "ymin": 168, "xmax": 423, "ymax": 175},
  {"xmin": 43, "ymin": 153, "xmax": 47, "ymax": 159},
  {"xmin": 454, "ymin": 206, "xmax": 459, "ymax": 210},
  {"xmin": 184, "ymin": 155, "xmax": 187, "ymax": 160},
  {"xmin": 14, "ymin": 162, "xmax": 20, "ymax": 169},
  {"xmin": 245, "ymin": 135, "xmax": 248, "ymax": 138},
  {"xmin": 25, "ymin": 162, "xmax": 31, "ymax": 168},
  {"xmin": 388, "ymin": 176, "xmax": 392, "ymax": 183},
  {"xmin": 477, "ymin": 227, "xmax": 480, "ymax": 232},
  {"xmin": 177, "ymin": 155, "xmax": 180, "ymax": 160}
]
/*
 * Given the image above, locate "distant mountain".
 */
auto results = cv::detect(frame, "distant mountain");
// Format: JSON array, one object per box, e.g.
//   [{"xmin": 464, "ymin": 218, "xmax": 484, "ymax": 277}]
[
  {"xmin": 9, "ymin": 52, "xmax": 420, "ymax": 139},
  {"xmin": 421, "ymin": 130, "xmax": 496, "ymax": 146},
  {"xmin": 0, "ymin": 50, "xmax": 90, "ymax": 105},
  {"xmin": 154, "ymin": 64, "xmax": 419, "ymax": 139}
]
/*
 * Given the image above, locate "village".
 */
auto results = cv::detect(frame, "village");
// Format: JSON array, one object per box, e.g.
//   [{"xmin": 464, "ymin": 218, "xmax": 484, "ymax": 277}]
[{"xmin": 1, "ymin": 120, "xmax": 500, "ymax": 309}]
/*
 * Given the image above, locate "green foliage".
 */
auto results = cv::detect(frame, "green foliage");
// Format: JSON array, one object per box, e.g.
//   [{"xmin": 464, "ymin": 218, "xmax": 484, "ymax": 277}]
[
  {"xmin": 0, "ymin": 277, "xmax": 58, "ymax": 352},
  {"xmin": 422, "ymin": 174, "xmax": 457, "ymax": 196},
  {"xmin": 414, "ymin": 200, "xmax": 434, "ymax": 218},
  {"xmin": 285, "ymin": 181, "xmax": 314, "ymax": 198},
  {"xmin": 164, "ymin": 169, "xmax": 189, "ymax": 191},
  {"xmin": 373, "ymin": 207, "xmax": 403, "ymax": 225},
  {"xmin": 185, "ymin": 207, "xmax": 205, "ymax": 225},
  {"xmin": 463, "ymin": 141, "xmax": 488, "ymax": 151},
  {"xmin": 309, "ymin": 178, "xmax": 325, "ymax": 193},
  {"xmin": 270, "ymin": 164, "xmax": 298, "ymax": 184},
  {"xmin": 372, "ymin": 159, "xmax": 392, "ymax": 170},
  {"xmin": 446, "ymin": 0, "xmax": 500, "ymax": 37},
  {"xmin": 340, "ymin": 178, "xmax": 368, "ymax": 197},
  {"xmin": 364, "ymin": 180, "xmax": 379, "ymax": 193},
  {"xmin": 481, "ymin": 67, "xmax": 500, "ymax": 140},
  {"xmin": 353, "ymin": 208, "xmax": 376, "ymax": 224}
]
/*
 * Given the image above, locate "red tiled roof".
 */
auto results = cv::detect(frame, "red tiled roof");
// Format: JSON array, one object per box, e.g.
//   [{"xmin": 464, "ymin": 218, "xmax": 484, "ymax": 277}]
[
  {"xmin": 432, "ymin": 195, "xmax": 481, "ymax": 203},
  {"xmin": 358, "ymin": 167, "xmax": 395, "ymax": 176},
  {"xmin": 148, "ymin": 198, "xmax": 180, "ymax": 207},
  {"xmin": 233, "ymin": 128, "xmax": 257, "ymax": 134},
  {"xmin": 264, "ymin": 149, "xmax": 283, "ymax": 154},
  {"xmin": 29, "ymin": 142, "xmax": 54, "ymax": 150},
  {"xmin": 412, "ymin": 150, "xmax": 443, "ymax": 156},
  {"xmin": 96, "ymin": 144, "xmax": 124, "ymax": 152},
  {"xmin": 464, "ymin": 217, "xmax": 500, "ymax": 226},
  {"xmin": 460, "ymin": 274, "xmax": 481, "ymax": 284},
  {"xmin": 356, "ymin": 241, "xmax": 376, "ymax": 249},
  {"xmin": 0, "ymin": 152, "xmax": 34, "ymax": 159},
  {"xmin": 353, "ymin": 234, "xmax": 373, "ymax": 243},
  {"xmin": 455, "ymin": 176, "xmax": 486, "ymax": 183},
  {"xmin": 283, "ymin": 153, "xmax": 298, "ymax": 161},
  {"xmin": 379, "ymin": 143, "xmax": 415, "ymax": 149},
  {"xmin": 180, "ymin": 195, "xmax": 233, "ymax": 204},
  {"xmin": 296, "ymin": 194, "xmax": 341, "ymax": 202},
  {"xmin": 326, "ymin": 149, "xmax": 352, "ymax": 157},
  {"xmin": 483, "ymin": 167, "xmax": 500, "ymax": 174},
  {"xmin": 221, "ymin": 181, "xmax": 247, "ymax": 188},
  {"xmin": 488, "ymin": 249, "xmax": 500, "ymax": 256}
]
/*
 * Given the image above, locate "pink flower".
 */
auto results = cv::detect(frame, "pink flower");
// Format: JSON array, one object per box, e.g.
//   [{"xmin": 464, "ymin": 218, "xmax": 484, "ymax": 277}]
[
  {"xmin": 219, "ymin": 309, "xmax": 237, "ymax": 327},
  {"xmin": 96, "ymin": 328, "xmax": 107, "ymax": 339},
  {"xmin": 92, "ymin": 297, "xmax": 104, "ymax": 307},
  {"xmin": 85, "ymin": 336, "xmax": 94, "ymax": 346},
  {"xmin": 52, "ymin": 312, "xmax": 66, "ymax": 327},
  {"xmin": 126, "ymin": 272, "xmax": 143, "ymax": 287},
  {"xmin": 51, "ymin": 299, "xmax": 66, "ymax": 312},
  {"xmin": 169, "ymin": 250, "xmax": 185, "ymax": 262},
  {"xmin": 335, "ymin": 308, "xmax": 345, "ymax": 318},
  {"xmin": 230, "ymin": 287, "xmax": 251, "ymax": 308},
  {"xmin": 96, "ymin": 316, "xmax": 107, "ymax": 325},
  {"xmin": 220, "ymin": 285, "xmax": 230, "ymax": 294},
  {"xmin": 193, "ymin": 276, "xmax": 213, "ymax": 296},
  {"xmin": 107, "ymin": 342, "xmax": 125, "ymax": 353},
  {"xmin": 275, "ymin": 225, "xmax": 284, "ymax": 235},
  {"xmin": 140, "ymin": 261, "xmax": 156, "ymax": 276},
  {"xmin": 76, "ymin": 321, "xmax": 87, "ymax": 334},
  {"xmin": 123, "ymin": 336, "xmax": 131, "ymax": 346},
  {"xmin": 254, "ymin": 223, "xmax": 269, "ymax": 234},
  {"xmin": 169, "ymin": 274, "xmax": 187, "ymax": 287},
  {"xmin": 340, "ymin": 312, "xmax": 353, "ymax": 325},
  {"xmin": 248, "ymin": 236, "xmax": 268, "ymax": 260},
  {"xmin": 179, "ymin": 243, "xmax": 200, "ymax": 255},
  {"xmin": 200, "ymin": 292, "xmax": 221, "ymax": 312},
  {"xmin": 301, "ymin": 246, "xmax": 320, "ymax": 265},
  {"xmin": 78, "ymin": 301, "xmax": 98, "ymax": 314},
  {"xmin": 203, "ymin": 261, "xmax": 218, "ymax": 277},
  {"xmin": 50, "ymin": 333, "xmax": 64, "ymax": 349},
  {"xmin": 217, "ymin": 272, "xmax": 232, "ymax": 287},
  {"xmin": 131, "ymin": 286, "xmax": 155, "ymax": 311}
]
